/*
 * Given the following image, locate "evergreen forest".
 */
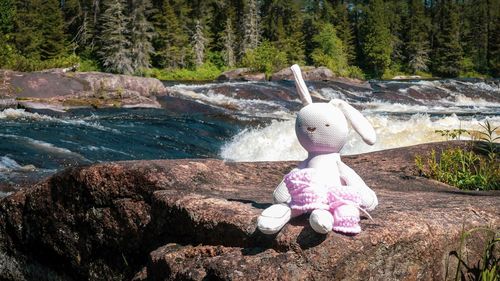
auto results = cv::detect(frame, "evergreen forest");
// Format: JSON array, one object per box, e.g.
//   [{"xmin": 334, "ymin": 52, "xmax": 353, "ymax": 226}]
[{"xmin": 1, "ymin": 0, "xmax": 499, "ymax": 79}]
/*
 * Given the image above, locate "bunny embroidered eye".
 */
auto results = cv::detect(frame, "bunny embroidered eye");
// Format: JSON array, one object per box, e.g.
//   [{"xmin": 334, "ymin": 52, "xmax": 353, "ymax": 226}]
[{"xmin": 325, "ymin": 124, "xmax": 330, "ymax": 127}]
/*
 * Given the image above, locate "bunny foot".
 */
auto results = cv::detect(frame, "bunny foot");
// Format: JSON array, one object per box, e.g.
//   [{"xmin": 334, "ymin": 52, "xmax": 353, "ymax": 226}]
[
  {"xmin": 332, "ymin": 204, "xmax": 361, "ymax": 234},
  {"xmin": 257, "ymin": 204, "xmax": 291, "ymax": 234},
  {"xmin": 309, "ymin": 209, "xmax": 334, "ymax": 234}
]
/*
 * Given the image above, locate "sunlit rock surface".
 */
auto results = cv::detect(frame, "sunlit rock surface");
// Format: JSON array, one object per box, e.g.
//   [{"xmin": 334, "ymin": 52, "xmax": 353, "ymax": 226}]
[{"xmin": 0, "ymin": 142, "xmax": 498, "ymax": 280}]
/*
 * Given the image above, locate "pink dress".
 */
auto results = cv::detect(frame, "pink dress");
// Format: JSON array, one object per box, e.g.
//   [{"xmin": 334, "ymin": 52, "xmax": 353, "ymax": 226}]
[{"xmin": 284, "ymin": 168, "xmax": 363, "ymax": 234}]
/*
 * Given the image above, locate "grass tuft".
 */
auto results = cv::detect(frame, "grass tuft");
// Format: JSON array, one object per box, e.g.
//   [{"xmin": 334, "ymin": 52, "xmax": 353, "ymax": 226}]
[{"xmin": 415, "ymin": 120, "xmax": 499, "ymax": 191}]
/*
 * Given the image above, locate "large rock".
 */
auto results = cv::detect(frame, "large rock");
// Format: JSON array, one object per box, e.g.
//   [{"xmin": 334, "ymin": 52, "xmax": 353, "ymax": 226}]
[
  {"xmin": 0, "ymin": 142, "xmax": 498, "ymax": 280},
  {"xmin": 271, "ymin": 66, "xmax": 333, "ymax": 81},
  {"xmin": 216, "ymin": 68, "xmax": 266, "ymax": 81},
  {"xmin": 0, "ymin": 70, "xmax": 167, "ymax": 109}
]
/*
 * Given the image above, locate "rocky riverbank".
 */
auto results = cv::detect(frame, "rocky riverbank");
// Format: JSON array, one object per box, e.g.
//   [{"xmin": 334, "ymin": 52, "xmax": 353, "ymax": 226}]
[
  {"xmin": 0, "ymin": 70, "xmax": 167, "ymax": 111},
  {"xmin": 0, "ymin": 67, "xmax": 374, "ymax": 112},
  {"xmin": 0, "ymin": 141, "xmax": 498, "ymax": 280}
]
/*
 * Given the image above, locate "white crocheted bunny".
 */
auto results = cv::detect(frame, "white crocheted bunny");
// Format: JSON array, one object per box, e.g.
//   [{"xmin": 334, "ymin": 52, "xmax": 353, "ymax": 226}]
[{"xmin": 257, "ymin": 64, "xmax": 378, "ymax": 235}]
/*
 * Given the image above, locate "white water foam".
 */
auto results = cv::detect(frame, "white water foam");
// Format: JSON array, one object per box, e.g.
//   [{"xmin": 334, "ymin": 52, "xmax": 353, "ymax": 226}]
[
  {"xmin": 170, "ymin": 88, "xmax": 293, "ymax": 119},
  {"xmin": 85, "ymin": 145, "xmax": 133, "ymax": 157},
  {"xmin": 220, "ymin": 114, "xmax": 500, "ymax": 162},
  {"xmin": 220, "ymin": 120, "xmax": 304, "ymax": 161},
  {"xmin": 0, "ymin": 155, "xmax": 37, "ymax": 172},
  {"xmin": 0, "ymin": 108, "xmax": 117, "ymax": 132},
  {"xmin": 452, "ymin": 95, "xmax": 500, "ymax": 107},
  {"xmin": 0, "ymin": 134, "xmax": 89, "ymax": 161},
  {"xmin": 362, "ymin": 98, "xmax": 500, "ymax": 114},
  {"xmin": 170, "ymin": 81, "xmax": 260, "ymax": 91},
  {"xmin": 0, "ymin": 156, "xmax": 23, "ymax": 171}
]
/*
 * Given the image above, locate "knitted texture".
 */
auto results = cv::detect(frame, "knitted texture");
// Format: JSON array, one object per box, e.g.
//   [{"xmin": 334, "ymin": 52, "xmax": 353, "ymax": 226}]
[
  {"xmin": 332, "ymin": 204, "xmax": 361, "ymax": 234},
  {"xmin": 328, "ymin": 186, "xmax": 362, "ymax": 234},
  {"xmin": 284, "ymin": 168, "xmax": 330, "ymax": 212}
]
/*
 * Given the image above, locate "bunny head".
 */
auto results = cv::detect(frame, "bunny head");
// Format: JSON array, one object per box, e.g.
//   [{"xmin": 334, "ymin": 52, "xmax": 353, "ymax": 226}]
[{"xmin": 291, "ymin": 64, "xmax": 376, "ymax": 153}]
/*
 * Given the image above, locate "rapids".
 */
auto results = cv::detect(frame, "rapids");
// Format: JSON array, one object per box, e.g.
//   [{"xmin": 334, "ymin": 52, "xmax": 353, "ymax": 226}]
[{"xmin": 0, "ymin": 78, "xmax": 499, "ymax": 194}]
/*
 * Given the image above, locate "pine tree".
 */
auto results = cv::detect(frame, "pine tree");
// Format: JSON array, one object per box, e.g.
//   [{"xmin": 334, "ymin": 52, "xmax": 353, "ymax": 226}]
[
  {"xmin": 151, "ymin": 0, "xmax": 190, "ymax": 68},
  {"xmin": 386, "ymin": 0, "xmax": 408, "ymax": 71},
  {"xmin": 460, "ymin": 0, "xmax": 489, "ymax": 74},
  {"xmin": 240, "ymin": 0, "xmax": 260, "ymax": 56},
  {"xmin": 0, "ymin": 0, "xmax": 15, "ymax": 35},
  {"xmin": 13, "ymin": 0, "xmax": 49, "ymax": 59},
  {"xmin": 362, "ymin": 0, "xmax": 393, "ymax": 77},
  {"xmin": 192, "ymin": 19, "xmax": 207, "ymax": 67},
  {"xmin": 432, "ymin": 0, "xmax": 462, "ymax": 77},
  {"xmin": 98, "ymin": 0, "xmax": 133, "ymax": 74},
  {"xmin": 129, "ymin": 0, "xmax": 155, "ymax": 73},
  {"xmin": 39, "ymin": 0, "xmax": 69, "ymax": 59},
  {"xmin": 333, "ymin": 2, "xmax": 356, "ymax": 64},
  {"xmin": 488, "ymin": 4, "xmax": 500, "ymax": 76},
  {"xmin": 12, "ymin": 0, "xmax": 69, "ymax": 60},
  {"xmin": 311, "ymin": 23, "xmax": 350, "ymax": 76},
  {"xmin": 222, "ymin": 17, "xmax": 236, "ymax": 67},
  {"xmin": 261, "ymin": 0, "xmax": 304, "ymax": 65},
  {"xmin": 406, "ymin": 0, "xmax": 431, "ymax": 73}
]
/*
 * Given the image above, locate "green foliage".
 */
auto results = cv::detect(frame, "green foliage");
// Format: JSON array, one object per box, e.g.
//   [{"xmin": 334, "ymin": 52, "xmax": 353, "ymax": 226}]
[
  {"xmin": 129, "ymin": 0, "xmax": 155, "ymax": 74},
  {"xmin": 151, "ymin": 0, "xmax": 191, "ymax": 69},
  {"xmin": 1, "ymin": 0, "xmax": 499, "ymax": 79},
  {"xmin": 445, "ymin": 228, "xmax": 499, "ymax": 281},
  {"xmin": 332, "ymin": 2, "xmax": 356, "ymax": 64},
  {"xmin": 241, "ymin": 41, "xmax": 287, "ymax": 75},
  {"xmin": 311, "ymin": 23, "xmax": 349, "ymax": 76},
  {"xmin": 415, "ymin": 147, "xmax": 499, "ymax": 190},
  {"xmin": 435, "ymin": 129, "xmax": 468, "ymax": 141},
  {"xmin": 261, "ymin": 1, "xmax": 304, "ymax": 66},
  {"xmin": 0, "ymin": 0, "xmax": 15, "ymax": 34},
  {"xmin": 476, "ymin": 120, "xmax": 500, "ymax": 161},
  {"xmin": 311, "ymin": 23, "xmax": 364, "ymax": 79},
  {"xmin": 1, "ymin": 53, "xmax": 80, "ymax": 72},
  {"xmin": 145, "ymin": 62, "xmax": 223, "ymax": 81},
  {"xmin": 10, "ymin": 0, "xmax": 69, "ymax": 61},
  {"xmin": 488, "ymin": 10, "xmax": 500, "ymax": 77},
  {"xmin": 78, "ymin": 58, "xmax": 102, "ymax": 72},
  {"xmin": 406, "ymin": 0, "xmax": 430, "ymax": 74},
  {"xmin": 39, "ymin": 0, "xmax": 69, "ymax": 59},
  {"xmin": 98, "ymin": 0, "xmax": 133, "ymax": 74},
  {"xmin": 432, "ymin": 0, "xmax": 463, "ymax": 77},
  {"xmin": 415, "ymin": 121, "xmax": 500, "ymax": 191},
  {"xmin": 361, "ymin": 0, "xmax": 393, "ymax": 78}
]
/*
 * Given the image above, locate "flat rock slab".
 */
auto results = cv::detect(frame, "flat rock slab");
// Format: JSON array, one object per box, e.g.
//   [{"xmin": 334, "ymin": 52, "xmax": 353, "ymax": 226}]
[
  {"xmin": 0, "ymin": 142, "xmax": 498, "ymax": 280},
  {"xmin": 0, "ymin": 70, "xmax": 166, "ymax": 109}
]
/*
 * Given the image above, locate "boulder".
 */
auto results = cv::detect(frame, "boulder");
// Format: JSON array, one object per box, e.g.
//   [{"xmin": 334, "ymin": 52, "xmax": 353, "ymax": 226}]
[
  {"xmin": 0, "ymin": 142, "xmax": 498, "ymax": 280},
  {"xmin": 217, "ymin": 68, "xmax": 266, "ymax": 81},
  {"xmin": 271, "ymin": 66, "xmax": 335, "ymax": 81},
  {"xmin": 0, "ymin": 70, "xmax": 167, "ymax": 109}
]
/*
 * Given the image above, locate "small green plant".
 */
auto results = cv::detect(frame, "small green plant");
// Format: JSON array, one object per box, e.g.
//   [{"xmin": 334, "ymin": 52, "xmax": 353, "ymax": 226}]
[
  {"xmin": 476, "ymin": 121, "xmax": 499, "ymax": 161},
  {"xmin": 435, "ymin": 129, "xmax": 468, "ymax": 140},
  {"xmin": 445, "ymin": 227, "xmax": 499, "ymax": 281},
  {"xmin": 415, "ymin": 121, "xmax": 499, "ymax": 191}
]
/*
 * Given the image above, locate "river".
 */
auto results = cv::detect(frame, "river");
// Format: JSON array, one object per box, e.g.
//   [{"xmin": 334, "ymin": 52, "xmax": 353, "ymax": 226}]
[{"xmin": 1, "ymin": 78, "xmax": 499, "ymax": 196}]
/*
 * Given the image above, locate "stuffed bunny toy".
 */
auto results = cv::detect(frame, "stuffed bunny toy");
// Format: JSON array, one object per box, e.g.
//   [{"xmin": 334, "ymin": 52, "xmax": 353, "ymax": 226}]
[{"xmin": 257, "ymin": 64, "xmax": 378, "ymax": 235}]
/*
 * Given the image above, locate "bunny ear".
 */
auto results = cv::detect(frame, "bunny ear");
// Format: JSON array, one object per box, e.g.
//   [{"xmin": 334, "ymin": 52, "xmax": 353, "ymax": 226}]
[
  {"xmin": 290, "ymin": 64, "xmax": 312, "ymax": 106},
  {"xmin": 330, "ymin": 99, "xmax": 376, "ymax": 145}
]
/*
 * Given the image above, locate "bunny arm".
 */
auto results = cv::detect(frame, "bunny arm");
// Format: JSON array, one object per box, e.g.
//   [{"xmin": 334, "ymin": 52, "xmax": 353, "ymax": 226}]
[
  {"xmin": 272, "ymin": 179, "xmax": 291, "ymax": 204},
  {"xmin": 336, "ymin": 160, "xmax": 378, "ymax": 211}
]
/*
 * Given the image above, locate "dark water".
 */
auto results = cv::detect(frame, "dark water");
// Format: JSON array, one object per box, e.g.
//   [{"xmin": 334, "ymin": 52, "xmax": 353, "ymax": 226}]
[
  {"xmin": 1, "ymin": 79, "xmax": 499, "ymax": 195},
  {"xmin": 0, "ymin": 106, "xmax": 244, "ymax": 193}
]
